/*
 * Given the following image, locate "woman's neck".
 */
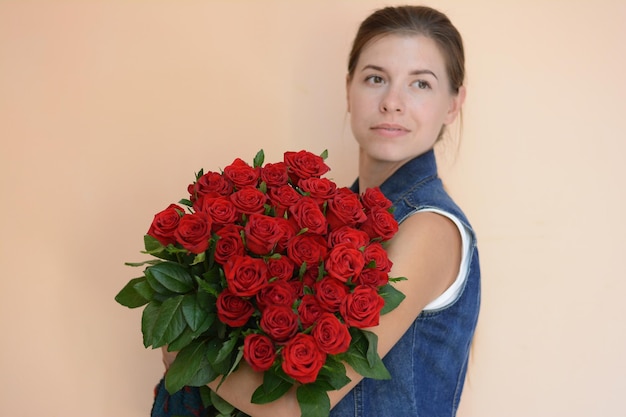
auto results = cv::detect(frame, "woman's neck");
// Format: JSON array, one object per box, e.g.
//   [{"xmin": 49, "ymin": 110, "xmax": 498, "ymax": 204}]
[{"xmin": 357, "ymin": 150, "xmax": 405, "ymax": 193}]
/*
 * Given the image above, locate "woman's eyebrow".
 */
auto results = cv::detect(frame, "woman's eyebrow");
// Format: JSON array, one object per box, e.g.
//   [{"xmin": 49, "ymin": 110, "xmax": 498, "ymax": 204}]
[
  {"xmin": 361, "ymin": 64, "xmax": 385, "ymax": 73},
  {"xmin": 361, "ymin": 64, "xmax": 438, "ymax": 80},
  {"xmin": 409, "ymin": 69, "xmax": 438, "ymax": 80}
]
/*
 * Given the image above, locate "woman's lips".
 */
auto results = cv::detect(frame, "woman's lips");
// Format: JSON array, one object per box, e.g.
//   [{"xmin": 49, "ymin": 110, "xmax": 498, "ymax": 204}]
[{"xmin": 370, "ymin": 123, "xmax": 410, "ymax": 138}]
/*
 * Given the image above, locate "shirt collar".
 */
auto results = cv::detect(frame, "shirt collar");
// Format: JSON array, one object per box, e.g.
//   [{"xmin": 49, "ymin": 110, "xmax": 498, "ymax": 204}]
[{"xmin": 351, "ymin": 149, "xmax": 438, "ymax": 202}]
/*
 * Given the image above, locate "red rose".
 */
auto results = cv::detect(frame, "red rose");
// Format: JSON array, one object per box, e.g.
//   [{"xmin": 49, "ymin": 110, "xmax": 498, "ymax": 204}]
[
  {"xmin": 283, "ymin": 150, "xmax": 330, "ymax": 184},
  {"xmin": 361, "ymin": 187, "xmax": 393, "ymax": 211},
  {"xmin": 256, "ymin": 279, "xmax": 298, "ymax": 312},
  {"xmin": 273, "ymin": 217, "xmax": 297, "ymax": 253},
  {"xmin": 340, "ymin": 285, "xmax": 385, "ymax": 328},
  {"xmin": 260, "ymin": 162, "xmax": 289, "ymax": 187},
  {"xmin": 287, "ymin": 278, "xmax": 304, "ymax": 299},
  {"xmin": 216, "ymin": 288, "xmax": 255, "ymax": 327},
  {"xmin": 174, "ymin": 212, "xmax": 213, "ymax": 254},
  {"xmin": 268, "ymin": 185, "xmax": 302, "ymax": 218},
  {"xmin": 324, "ymin": 243, "xmax": 366, "ymax": 283},
  {"xmin": 243, "ymin": 333, "xmax": 276, "ymax": 372},
  {"xmin": 312, "ymin": 312, "xmax": 351, "ymax": 354},
  {"xmin": 298, "ymin": 294, "xmax": 324, "ymax": 329},
  {"xmin": 327, "ymin": 226, "xmax": 370, "ymax": 250},
  {"xmin": 147, "ymin": 204, "xmax": 184, "ymax": 246},
  {"xmin": 297, "ymin": 177, "xmax": 338, "ymax": 203},
  {"xmin": 188, "ymin": 171, "xmax": 233, "ymax": 202},
  {"xmin": 230, "ymin": 187, "xmax": 267, "ymax": 215},
  {"xmin": 244, "ymin": 214, "xmax": 284, "ymax": 256},
  {"xmin": 363, "ymin": 242, "xmax": 393, "ymax": 273},
  {"xmin": 281, "ymin": 333, "xmax": 326, "ymax": 384},
  {"xmin": 355, "ymin": 268, "xmax": 389, "ymax": 287},
  {"xmin": 223, "ymin": 255, "xmax": 269, "ymax": 297},
  {"xmin": 360, "ymin": 207, "xmax": 399, "ymax": 241},
  {"xmin": 314, "ymin": 277, "xmax": 349, "ymax": 313},
  {"xmin": 266, "ymin": 255, "xmax": 296, "ymax": 281},
  {"xmin": 260, "ymin": 305, "xmax": 299, "ymax": 343},
  {"xmin": 223, "ymin": 157, "xmax": 260, "ymax": 189},
  {"xmin": 326, "ymin": 187, "xmax": 367, "ymax": 230},
  {"xmin": 213, "ymin": 224, "xmax": 245, "ymax": 264},
  {"xmin": 288, "ymin": 196, "xmax": 327, "ymax": 235},
  {"xmin": 287, "ymin": 234, "xmax": 328, "ymax": 270},
  {"xmin": 193, "ymin": 195, "xmax": 239, "ymax": 229}
]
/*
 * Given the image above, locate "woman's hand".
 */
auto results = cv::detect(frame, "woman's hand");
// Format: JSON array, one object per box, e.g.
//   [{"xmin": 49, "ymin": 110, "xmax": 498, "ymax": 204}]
[{"xmin": 161, "ymin": 346, "xmax": 178, "ymax": 371}]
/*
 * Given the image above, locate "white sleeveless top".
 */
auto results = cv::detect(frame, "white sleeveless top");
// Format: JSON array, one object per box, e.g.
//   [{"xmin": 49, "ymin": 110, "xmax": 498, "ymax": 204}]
[{"xmin": 418, "ymin": 208, "xmax": 471, "ymax": 311}]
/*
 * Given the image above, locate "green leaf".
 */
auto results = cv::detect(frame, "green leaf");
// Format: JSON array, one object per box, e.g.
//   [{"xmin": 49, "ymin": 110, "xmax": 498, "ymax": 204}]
[
  {"xmin": 115, "ymin": 277, "xmax": 150, "ymax": 308},
  {"xmin": 186, "ymin": 362, "xmax": 218, "ymax": 387},
  {"xmin": 318, "ymin": 356, "xmax": 351, "ymax": 390},
  {"xmin": 320, "ymin": 149, "xmax": 328, "ymax": 160},
  {"xmin": 150, "ymin": 295, "xmax": 187, "ymax": 348},
  {"xmin": 379, "ymin": 282, "xmax": 406, "ymax": 315},
  {"xmin": 198, "ymin": 385, "xmax": 213, "ymax": 407},
  {"xmin": 211, "ymin": 390, "xmax": 236, "ymax": 415},
  {"xmin": 143, "ymin": 235, "xmax": 178, "ymax": 261},
  {"xmin": 124, "ymin": 259, "xmax": 162, "ymax": 267},
  {"xmin": 194, "ymin": 312, "xmax": 216, "ymax": 336},
  {"xmin": 145, "ymin": 268, "xmax": 172, "ymax": 295},
  {"xmin": 191, "ymin": 251, "xmax": 206, "ymax": 266},
  {"xmin": 182, "ymin": 293, "xmax": 208, "ymax": 331},
  {"xmin": 134, "ymin": 278, "xmax": 156, "ymax": 301},
  {"xmin": 206, "ymin": 333, "xmax": 239, "ymax": 375},
  {"xmin": 224, "ymin": 347, "xmax": 244, "ymax": 379},
  {"xmin": 296, "ymin": 384, "xmax": 330, "ymax": 417},
  {"xmin": 179, "ymin": 198, "xmax": 193, "ymax": 207},
  {"xmin": 165, "ymin": 339, "xmax": 209, "ymax": 393},
  {"xmin": 147, "ymin": 262, "xmax": 194, "ymax": 294},
  {"xmin": 215, "ymin": 330, "xmax": 240, "ymax": 364},
  {"xmin": 251, "ymin": 371, "xmax": 293, "ymax": 404},
  {"xmin": 167, "ymin": 311, "xmax": 214, "ymax": 352},
  {"xmin": 141, "ymin": 301, "xmax": 161, "ymax": 348},
  {"xmin": 361, "ymin": 329, "xmax": 380, "ymax": 367},
  {"xmin": 144, "ymin": 234, "xmax": 164, "ymax": 253},
  {"xmin": 167, "ymin": 325, "xmax": 196, "ymax": 352},
  {"xmin": 338, "ymin": 328, "xmax": 390, "ymax": 380},
  {"xmin": 196, "ymin": 275, "xmax": 221, "ymax": 297},
  {"xmin": 253, "ymin": 149, "xmax": 265, "ymax": 168},
  {"xmin": 195, "ymin": 287, "xmax": 216, "ymax": 311},
  {"xmin": 298, "ymin": 261, "xmax": 308, "ymax": 279}
]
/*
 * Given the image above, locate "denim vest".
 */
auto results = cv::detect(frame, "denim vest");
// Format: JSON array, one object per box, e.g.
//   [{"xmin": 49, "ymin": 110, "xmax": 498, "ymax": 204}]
[{"xmin": 330, "ymin": 149, "xmax": 481, "ymax": 417}]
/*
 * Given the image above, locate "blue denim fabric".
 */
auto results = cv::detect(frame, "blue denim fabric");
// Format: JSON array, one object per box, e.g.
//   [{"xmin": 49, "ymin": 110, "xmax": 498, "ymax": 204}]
[
  {"xmin": 330, "ymin": 149, "xmax": 481, "ymax": 417},
  {"xmin": 151, "ymin": 377, "xmax": 208, "ymax": 417}
]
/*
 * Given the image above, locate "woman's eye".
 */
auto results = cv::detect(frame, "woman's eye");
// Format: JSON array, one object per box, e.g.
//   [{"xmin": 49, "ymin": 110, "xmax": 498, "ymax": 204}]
[
  {"xmin": 366, "ymin": 75, "xmax": 384, "ymax": 85},
  {"xmin": 413, "ymin": 80, "xmax": 431, "ymax": 89}
]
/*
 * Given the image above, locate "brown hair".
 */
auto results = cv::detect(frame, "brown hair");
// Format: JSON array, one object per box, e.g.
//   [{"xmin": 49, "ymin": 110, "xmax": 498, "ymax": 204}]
[{"xmin": 347, "ymin": 5, "xmax": 465, "ymax": 94}]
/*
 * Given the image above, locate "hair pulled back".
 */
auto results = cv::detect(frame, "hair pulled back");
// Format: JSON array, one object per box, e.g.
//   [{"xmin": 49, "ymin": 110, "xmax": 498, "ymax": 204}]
[{"xmin": 347, "ymin": 6, "xmax": 465, "ymax": 94}]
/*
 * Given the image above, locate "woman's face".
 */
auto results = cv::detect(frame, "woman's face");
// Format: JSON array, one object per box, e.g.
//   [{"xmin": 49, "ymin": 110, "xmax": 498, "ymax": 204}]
[{"xmin": 347, "ymin": 34, "xmax": 464, "ymax": 166}]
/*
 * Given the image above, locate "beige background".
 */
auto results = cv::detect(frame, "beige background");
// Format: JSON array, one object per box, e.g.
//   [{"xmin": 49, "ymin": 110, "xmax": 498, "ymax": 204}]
[{"xmin": 1, "ymin": 0, "xmax": 625, "ymax": 416}]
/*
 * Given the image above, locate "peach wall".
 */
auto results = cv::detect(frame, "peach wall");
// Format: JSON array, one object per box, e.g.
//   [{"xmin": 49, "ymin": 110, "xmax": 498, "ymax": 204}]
[{"xmin": 1, "ymin": 1, "xmax": 624, "ymax": 416}]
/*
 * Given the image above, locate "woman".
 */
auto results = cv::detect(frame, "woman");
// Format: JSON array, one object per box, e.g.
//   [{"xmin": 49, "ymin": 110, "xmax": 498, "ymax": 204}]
[{"xmin": 152, "ymin": 5, "xmax": 480, "ymax": 417}]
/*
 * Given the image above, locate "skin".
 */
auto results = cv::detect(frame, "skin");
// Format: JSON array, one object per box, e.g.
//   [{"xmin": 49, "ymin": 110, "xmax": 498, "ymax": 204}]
[
  {"xmin": 162, "ymin": 34, "xmax": 465, "ymax": 417},
  {"xmin": 347, "ymin": 34, "xmax": 465, "ymax": 191}
]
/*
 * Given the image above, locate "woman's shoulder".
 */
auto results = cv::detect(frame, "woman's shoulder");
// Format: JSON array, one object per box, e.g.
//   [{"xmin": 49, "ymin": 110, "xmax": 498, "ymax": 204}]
[{"xmin": 387, "ymin": 210, "xmax": 462, "ymax": 311}]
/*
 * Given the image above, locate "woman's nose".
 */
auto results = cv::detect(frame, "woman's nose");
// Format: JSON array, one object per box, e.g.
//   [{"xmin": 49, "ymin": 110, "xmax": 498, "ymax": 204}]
[{"xmin": 380, "ymin": 86, "xmax": 404, "ymax": 113}]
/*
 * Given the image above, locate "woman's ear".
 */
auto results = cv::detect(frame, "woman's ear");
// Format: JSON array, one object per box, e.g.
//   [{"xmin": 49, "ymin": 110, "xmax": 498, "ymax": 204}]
[{"xmin": 444, "ymin": 85, "xmax": 466, "ymax": 125}]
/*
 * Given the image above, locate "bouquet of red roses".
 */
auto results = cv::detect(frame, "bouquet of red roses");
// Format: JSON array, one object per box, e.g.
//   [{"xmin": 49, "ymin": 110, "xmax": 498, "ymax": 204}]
[{"xmin": 116, "ymin": 150, "xmax": 405, "ymax": 417}]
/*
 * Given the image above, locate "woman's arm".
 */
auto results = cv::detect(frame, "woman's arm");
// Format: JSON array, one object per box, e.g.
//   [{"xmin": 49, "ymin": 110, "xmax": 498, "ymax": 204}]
[{"xmin": 163, "ymin": 211, "xmax": 462, "ymax": 417}]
